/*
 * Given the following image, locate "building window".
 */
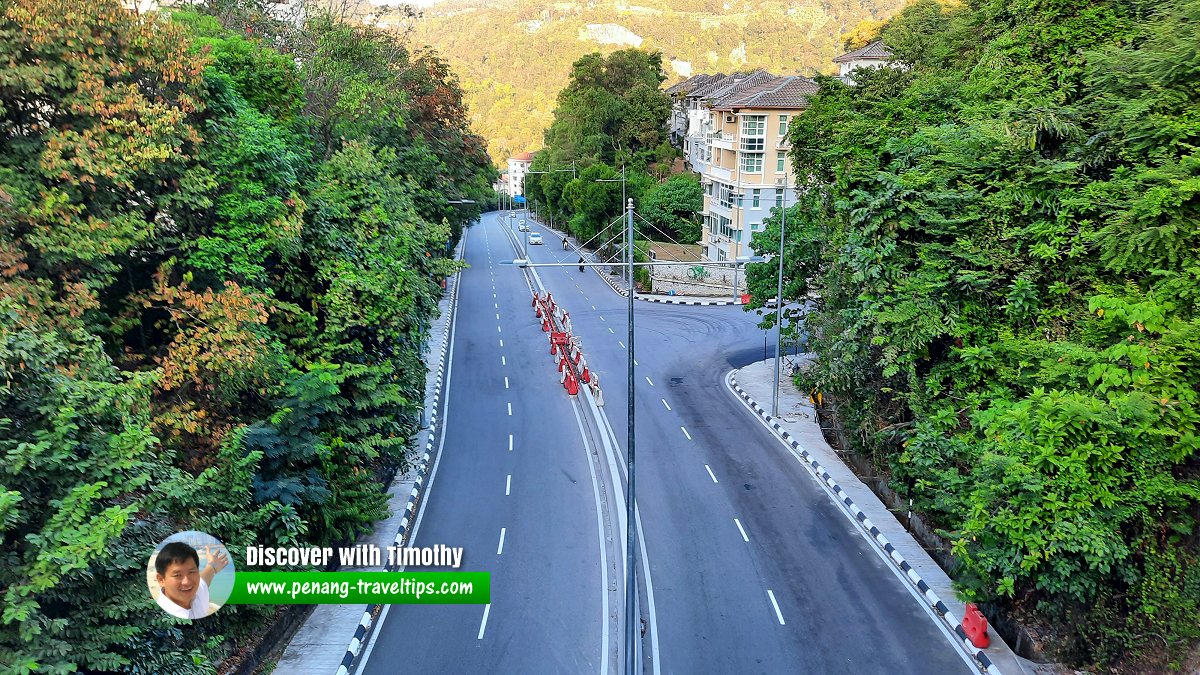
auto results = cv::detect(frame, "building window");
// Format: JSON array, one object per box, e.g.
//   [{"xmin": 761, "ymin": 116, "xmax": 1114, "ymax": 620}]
[
  {"xmin": 751, "ymin": 222, "xmax": 761, "ymax": 230},
  {"xmin": 719, "ymin": 216, "xmax": 733, "ymax": 238},
  {"xmin": 740, "ymin": 114, "xmax": 766, "ymax": 152},
  {"xmin": 717, "ymin": 248, "xmax": 727, "ymax": 262},
  {"xmin": 775, "ymin": 191, "xmax": 784, "ymax": 208},
  {"xmin": 740, "ymin": 152, "xmax": 763, "ymax": 173},
  {"xmin": 778, "ymin": 114, "xmax": 790, "ymax": 136},
  {"xmin": 716, "ymin": 182, "xmax": 734, "ymax": 209},
  {"xmin": 741, "ymin": 114, "xmax": 765, "ymax": 137},
  {"xmin": 740, "ymin": 136, "xmax": 764, "ymax": 152},
  {"xmin": 777, "ymin": 153, "xmax": 786, "ymax": 172},
  {"xmin": 752, "ymin": 189, "xmax": 760, "ymax": 207}
]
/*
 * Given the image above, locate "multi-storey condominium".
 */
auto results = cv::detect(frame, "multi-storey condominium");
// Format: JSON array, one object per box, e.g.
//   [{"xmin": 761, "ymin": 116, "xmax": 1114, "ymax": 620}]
[{"xmin": 699, "ymin": 76, "xmax": 817, "ymax": 262}]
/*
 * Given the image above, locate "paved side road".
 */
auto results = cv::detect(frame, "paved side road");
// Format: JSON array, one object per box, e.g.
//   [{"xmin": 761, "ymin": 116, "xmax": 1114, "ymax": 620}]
[{"xmin": 727, "ymin": 357, "xmax": 1032, "ymax": 675}]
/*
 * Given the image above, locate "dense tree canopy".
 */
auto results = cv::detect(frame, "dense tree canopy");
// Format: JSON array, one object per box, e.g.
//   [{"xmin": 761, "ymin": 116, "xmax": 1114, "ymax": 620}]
[
  {"xmin": 0, "ymin": 0, "xmax": 494, "ymax": 671},
  {"xmin": 746, "ymin": 0, "xmax": 1200, "ymax": 668},
  {"xmin": 524, "ymin": 48, "xmax": 693, "ymax": 265}
]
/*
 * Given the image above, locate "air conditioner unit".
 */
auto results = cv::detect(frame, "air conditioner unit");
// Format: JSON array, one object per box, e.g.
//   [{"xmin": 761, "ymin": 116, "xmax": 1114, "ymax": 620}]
[
  {"xmin": 725, "ymin": 115, "xmax": 735, "ymax": 123},
  {"xmin": 775, "ymin": 177, "xmax": 786, "ymax": 186}
]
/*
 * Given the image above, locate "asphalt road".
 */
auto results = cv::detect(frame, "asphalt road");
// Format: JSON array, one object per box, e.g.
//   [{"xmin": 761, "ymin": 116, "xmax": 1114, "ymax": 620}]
[{"xmin": 357, "ymin": 211, "xmax": 976, "ymax": 675}]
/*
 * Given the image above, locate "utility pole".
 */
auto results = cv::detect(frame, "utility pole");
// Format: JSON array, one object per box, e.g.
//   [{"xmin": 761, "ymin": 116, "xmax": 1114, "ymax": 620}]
[{"xmin": 623, "ymin": 197, "xmax": 637, "ymax": 675}]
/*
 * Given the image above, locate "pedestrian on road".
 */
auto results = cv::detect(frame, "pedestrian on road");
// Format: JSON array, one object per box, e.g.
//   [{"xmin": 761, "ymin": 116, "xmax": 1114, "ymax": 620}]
[{"xmin": 578, "ymin": 257, "xmax": 585, "ymax": 273}]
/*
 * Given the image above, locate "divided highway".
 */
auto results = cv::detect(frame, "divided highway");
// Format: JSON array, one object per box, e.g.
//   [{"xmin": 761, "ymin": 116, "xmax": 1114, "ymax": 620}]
[{"xmin": 356, "ymin": 211, "xmax": 976, "ymax": 675}]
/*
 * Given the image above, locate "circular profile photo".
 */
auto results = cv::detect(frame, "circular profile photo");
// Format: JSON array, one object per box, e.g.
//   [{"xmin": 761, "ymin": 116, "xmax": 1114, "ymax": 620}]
[{"xmin": 147, "ymin": 531, "xmax": 235, "ymax": 620}]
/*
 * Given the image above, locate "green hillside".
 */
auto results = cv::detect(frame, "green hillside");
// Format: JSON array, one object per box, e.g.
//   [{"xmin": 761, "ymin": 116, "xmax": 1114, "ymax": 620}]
[{"xmin": 399, "ymin": 0, "xmax": 904, "ymax": 165}]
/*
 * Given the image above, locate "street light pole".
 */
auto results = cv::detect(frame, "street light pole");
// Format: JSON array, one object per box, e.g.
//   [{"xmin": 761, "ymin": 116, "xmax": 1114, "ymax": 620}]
[
  {"xmin": 623, "ymin": 197, "xmax": 637, "ymax": 675},
  {"xmin": 772, "ymin": 183, "xmax": 787, "ymax": 417}
]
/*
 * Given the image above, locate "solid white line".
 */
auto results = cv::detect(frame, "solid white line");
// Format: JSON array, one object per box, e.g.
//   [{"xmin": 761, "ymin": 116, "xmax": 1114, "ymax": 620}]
[
  {"xmin": 734, "ymin": 518, "xmax": 749, "ymax": 542},
  {"xmin": 645, "ymin": 376, "xmax": 654, "ymax": 386},
  {"xmin": 477, "ymin": 604, "xmax": 491, "ymax": 639},
  {"xmin": 618, "ymin": 341, "xmax": 625, "ymax": 349},
  {"xmin": 705, "ymin": 464, "xmax": 718, "ymax": 483},
  {"xmin": 681, "ymin": 426, "xmax": 692, "ymax": 440},
  {"xmin": 501, "ymin": 356, "xmax": 506, "ymax": 366},
  {"xmin": 497, "ymin": 528, "xmax": 506, "ymax": 555},
  {"xmin": 662, "ymin": 399, "xmax": 671, "ymax": 411},
  {"xmin": 507, "ymin": 402, "xmax": 512, "ymax": 416},
  {"xmin": 356, "ymin": 233, "xmax": 466, "ymax": 673},
  {"xmin": 767, "ymin": 590, "xmax": 785, "ymax": 625},
  {"xmin": 504, "ymin": 376, "xmax": 509, "ymax": 389},
  {"xmin": 505, "ymin": 474, "xmax": 511, "ymax": 496},
  {"xmin": 569, "ymin": 392, "xmax": 612, "ymax": 675},
  {"xmin": 508, "ymin": 434, "xmax": 513, "ymax": 452}
]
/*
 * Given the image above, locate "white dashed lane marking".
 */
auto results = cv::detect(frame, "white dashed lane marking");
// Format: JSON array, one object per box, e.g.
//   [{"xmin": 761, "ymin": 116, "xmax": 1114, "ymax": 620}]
[
  {"xmin": 704, "ymin": 465, "xmax": 718, "ymax": 483},
  {"xmin": 662, "ymin": 399, "xmax": 671, "ymax": 411},
  {"xmin": 478, "ymin": 605, "xmax": 490, "ymax": 640},
  {"xmin": 767, "ymin": 591, "xmax": 785, "ymax": 625},
  {"xmin": 681, "ymin": 427, "xmax": 692, "ymax": 440},
  {"xmin": 734, "ymin": 518, "xmax": 749, "ymax": 542}
]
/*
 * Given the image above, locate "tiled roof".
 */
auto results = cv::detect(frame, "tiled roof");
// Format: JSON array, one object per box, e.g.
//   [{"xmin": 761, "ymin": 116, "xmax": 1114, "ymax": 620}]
[
  {"xmin": 711, "ymin": 75, "xmax": 818, "ymax": 111},
  {"xmin": 833, "ymin": 40, "xmax": 892, "ymax": 63},
  {"xmin": 666, "ymin": 73, "xmax": 716, "ymax": 95},
  {"xmin": 512, "ymin": 152, "xmax": 535, "ymax": 162},
  {"xmin": 690, "ymin": 70, "xmax": 775, "ymax": 102}
]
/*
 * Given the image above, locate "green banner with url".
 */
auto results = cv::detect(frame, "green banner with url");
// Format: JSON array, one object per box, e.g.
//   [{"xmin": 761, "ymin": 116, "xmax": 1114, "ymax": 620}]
[{"xmin": 226, "ymin": 571, "xmax": 490, "ymax": 605}]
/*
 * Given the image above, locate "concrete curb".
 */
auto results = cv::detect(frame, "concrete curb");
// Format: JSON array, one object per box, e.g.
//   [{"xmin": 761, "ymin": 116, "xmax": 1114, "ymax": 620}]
[
  {"xmin": 727, "ymin": 373, "xmax": 1004, "ymax": 675},
  {"xmin": 332, "ymin": 244, "xmax": 463, "ymax": 675}
]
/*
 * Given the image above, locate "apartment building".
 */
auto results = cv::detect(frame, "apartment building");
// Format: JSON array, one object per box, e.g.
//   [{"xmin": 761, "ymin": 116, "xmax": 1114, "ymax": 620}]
[
  {"xmin": 505, "ymin": 152, "xmax": 534, "ymax": 199},
  {"xmin": 667, "ymin": 71, "xmax": 776, "ymax": 176},
  {"xmin": 699, "ymin": 76, "xmax": 817, "ymax": 262}
]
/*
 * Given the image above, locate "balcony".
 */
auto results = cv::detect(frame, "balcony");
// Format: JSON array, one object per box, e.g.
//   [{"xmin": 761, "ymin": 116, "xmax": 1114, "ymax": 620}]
[
  {"xmin": 707, "ymin": 131, "xmax": 734, "ymax": 150},
  {"xmin": 707, "ymin": 164, "xmax": 732, "ymax": 182}
]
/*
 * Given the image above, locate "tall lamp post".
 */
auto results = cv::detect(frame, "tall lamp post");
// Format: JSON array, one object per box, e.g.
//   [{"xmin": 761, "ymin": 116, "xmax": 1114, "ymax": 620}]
[
  {"xmin": 772, "ymin": 183, "xmax": 788, "ymax": 417},
  {"xmin": 622, "ymin": 197, "xmax": 637, "ymax": 675}
]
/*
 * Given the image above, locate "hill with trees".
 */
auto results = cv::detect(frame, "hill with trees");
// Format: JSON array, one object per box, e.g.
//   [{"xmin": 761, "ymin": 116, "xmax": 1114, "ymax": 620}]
[
  {"xmin": 0, "ymin": 0, "xmax": 493, "ymax": 670},
  {"xmin": 745, "ymin": 0, "xmax": 1200, "ymax": 670},
  {"xmin": 397, "ymin": 0, "xmax": 906, "ymax": 164}
]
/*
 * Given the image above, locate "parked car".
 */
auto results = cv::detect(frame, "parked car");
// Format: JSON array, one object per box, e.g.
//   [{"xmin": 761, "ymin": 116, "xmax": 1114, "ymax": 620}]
[{"xmin": 529, "ymin": 232, "xmax": 543, "ymax": 245}]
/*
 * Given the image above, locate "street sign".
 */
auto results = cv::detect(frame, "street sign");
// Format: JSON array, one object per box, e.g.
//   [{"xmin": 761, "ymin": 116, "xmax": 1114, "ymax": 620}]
[{"xmin": 513, "ymin": 195, "xmax": 526, "ymax": 204}]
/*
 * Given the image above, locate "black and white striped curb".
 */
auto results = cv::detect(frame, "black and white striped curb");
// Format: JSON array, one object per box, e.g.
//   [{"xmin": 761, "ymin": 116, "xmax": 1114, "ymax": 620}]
[
  {"xmin": 333, "ymin": 250, "xmax": 462, "ymax": 675},
  {"xmin": 595, "ymin": 268, "xmax": 739, "ymax": 306},
  {"xmin": 727, "ymin": 374, "xmax": 1005, "ymax": 675}
]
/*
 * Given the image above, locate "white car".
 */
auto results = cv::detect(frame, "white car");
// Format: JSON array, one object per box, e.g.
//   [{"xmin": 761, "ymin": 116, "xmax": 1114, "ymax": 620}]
[
  {"xmin": 518, "ymin": 220, "xmax": 529, "ymax": 232},
  {"xmin": 528, "ymin": 232, "xmax": 543, "ymax": 245}
]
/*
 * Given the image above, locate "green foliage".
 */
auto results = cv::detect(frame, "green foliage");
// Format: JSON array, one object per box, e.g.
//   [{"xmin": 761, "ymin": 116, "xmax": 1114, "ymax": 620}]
[
  {"xmin": 777, "ymin": 0, "xmax": 1200, "ymax": 665},
  {"xmin": 532, "ymin": 49, "xmax": 674, "ymax": 245},
  {"xmin": 0, "ymin": 0, "xmax": 491, "ymax": 671},
  {"xmin": 640, "ymin": 173, "xmax": 703, "ymax": 244}
]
